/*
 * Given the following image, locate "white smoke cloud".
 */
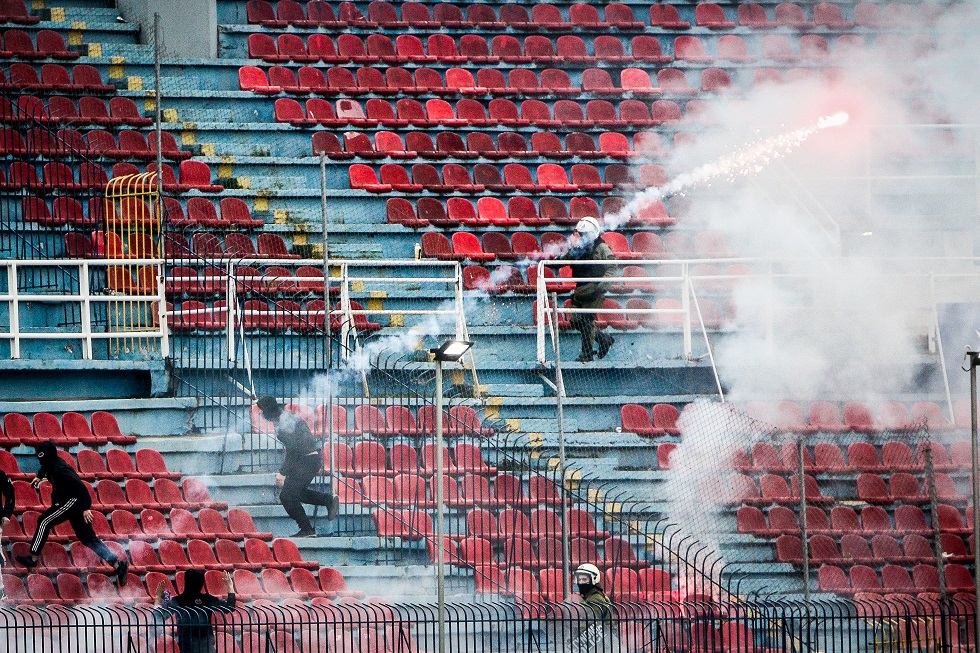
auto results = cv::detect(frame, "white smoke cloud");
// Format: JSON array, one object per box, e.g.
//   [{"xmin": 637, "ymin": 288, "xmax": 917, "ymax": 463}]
[{"xmin": 650, "ymin": 4, "xmax": 979, "ymax": 583}]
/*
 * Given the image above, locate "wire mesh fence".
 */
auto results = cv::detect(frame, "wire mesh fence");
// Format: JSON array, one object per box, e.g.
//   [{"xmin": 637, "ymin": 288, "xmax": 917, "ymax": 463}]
[{"xmin": 0, "ymin": 595, "xmax": 977, "ymax": 653}]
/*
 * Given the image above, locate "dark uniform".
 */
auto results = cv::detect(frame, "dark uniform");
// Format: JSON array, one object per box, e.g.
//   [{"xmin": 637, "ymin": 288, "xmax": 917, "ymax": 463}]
[
  {"xmin": 564, "ymin": 237, "xmax": 617, "ymax": 362},
  {"xmin": 256, "ymin": 397, "xmax": 337, "ymax": 536},
  {"xmin": 18, "ymin": 442, "xmax": 127, "ymax": 582},
  {"xmin": 154, "ymin": 570, "xmax": 236, "ymax": 653},
  {"xmin": 0, "ymin": 470, "xmax": 15, "ymax": 595}
]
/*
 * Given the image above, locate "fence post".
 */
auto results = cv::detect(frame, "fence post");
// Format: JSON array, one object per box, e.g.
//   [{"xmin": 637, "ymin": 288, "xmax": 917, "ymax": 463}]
[
  {"xmin": 156, "ymin": 261, "xmax": 169, "ymax": 357},
  {"xmin": 8, "ymin": 263, "xmax": 18, "ymax": 359},
  {"xmin": 536, "ymin": 262, "xmax": 546, "ymax": 364},
  {"xmin": 798, "ymin": 436, "xmax": 810, "ymax": 602},
  {"xmin": 551, "ymin": 292, "xmax": 572, "ymax": 602},
  {"xmin": 80, "ymin": 262, "xmax": 93, "ymax": 359},
  {"xmin": 681, "ymin": 262, "xmax": 692, "ymax": 359}
]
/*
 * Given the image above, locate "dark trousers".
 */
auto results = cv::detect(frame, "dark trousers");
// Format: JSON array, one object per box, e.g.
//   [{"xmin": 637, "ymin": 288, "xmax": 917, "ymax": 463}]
[
  {"xmin": 280, "ymin": 456, "xmax": 333, "ymax": 531},
  {"xmin": 570, "ymin": 290, "xmax": 606, "ymax": 356},
  {"xmin": 31, "ymin": 498, "xmax": 117, "ymax": 563}
]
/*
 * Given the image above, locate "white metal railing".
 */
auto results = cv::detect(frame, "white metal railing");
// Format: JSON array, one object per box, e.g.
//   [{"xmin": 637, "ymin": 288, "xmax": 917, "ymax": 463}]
[
  {"xmin": 0, "ymin": 258, "xmax": 168, "ymax": 360},
  {"xmin": 165, "ymin": 258, "xmax": 476, "ymax": 380}
]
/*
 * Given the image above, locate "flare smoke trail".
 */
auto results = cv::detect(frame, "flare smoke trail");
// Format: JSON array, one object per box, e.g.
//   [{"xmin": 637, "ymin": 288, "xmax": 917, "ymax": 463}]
[{"xmin": 606, "ymin": 112, "xmax": 850, "ymax": 230}]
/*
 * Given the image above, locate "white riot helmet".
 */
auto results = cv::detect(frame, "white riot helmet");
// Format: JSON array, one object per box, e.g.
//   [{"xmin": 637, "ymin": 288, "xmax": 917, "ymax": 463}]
[
  {"xmin": 574, "ymin": 216, "xmax": 601, "ymax": 239},
  {"xmin": 574, "ymin": 563, "xmax": 602, "ymax": 587}
]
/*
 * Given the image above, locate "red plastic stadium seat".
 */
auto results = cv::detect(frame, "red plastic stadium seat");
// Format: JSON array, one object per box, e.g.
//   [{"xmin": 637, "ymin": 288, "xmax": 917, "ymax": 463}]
[
  {"xmin": 650, "ymin": 4, "xmax": 690, "ymax": 28},
  {"xmin": 695, "ymin": 3, "xmax": 735, "ymax": 28}
]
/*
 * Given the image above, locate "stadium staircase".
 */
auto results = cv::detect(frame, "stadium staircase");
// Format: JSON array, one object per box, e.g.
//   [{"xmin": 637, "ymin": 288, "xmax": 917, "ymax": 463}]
[{"xmin": 0, "ymin": 0, "xmax": 973, "ymax": 617}]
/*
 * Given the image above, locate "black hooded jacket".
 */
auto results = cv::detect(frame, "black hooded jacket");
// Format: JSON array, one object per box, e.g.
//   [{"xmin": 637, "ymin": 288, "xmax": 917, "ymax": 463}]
[
  {"xmin": 35, "ymin": 442, "xmax": 91, "ymax": 510},
  {"xmin": 155, "ymin": 570, "xmax": 236, "ymax": 653},
  {"xmin": 0, "ymin": 470, "xmax": 13, "ymax": 519}
]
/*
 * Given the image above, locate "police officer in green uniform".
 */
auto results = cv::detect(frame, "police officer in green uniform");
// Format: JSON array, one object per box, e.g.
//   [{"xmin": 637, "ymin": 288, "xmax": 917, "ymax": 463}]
[
  {"xmin": 563, "ymin": 217, "xmax": 617, "ymax": 363},
  {"xmin": 571, "ymin": 563, "xmax": 619, "ymax": 653}
]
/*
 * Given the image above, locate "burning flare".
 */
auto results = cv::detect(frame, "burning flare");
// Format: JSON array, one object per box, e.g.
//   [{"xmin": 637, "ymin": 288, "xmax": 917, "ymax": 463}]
[{"xmin": 610, "ymin": 112, "xmax": 852, "ymax": 226}]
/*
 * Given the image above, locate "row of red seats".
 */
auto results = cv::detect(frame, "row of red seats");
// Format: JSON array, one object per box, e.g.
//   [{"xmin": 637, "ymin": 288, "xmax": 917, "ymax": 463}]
[
  {"xmin": 345, "ymin": 471, "xmax": 564, "ymax": 510},
  {"xmin": 241, "ymin": 63, "xmax": 732, "ymax": 96},
  {"xmin": 167, "ymin": 299, "xmax": 373, "ymax": 333},
  {"xmin": 388, "ymin": 196, "xmax": 676, "ymax": 230},
  {"xmin": 730, "ymin": 472, "xmax": 832, "ymax": 505},
  {"xmin": 620, "ymin": 403, "xmax": 684, "ymax": 436},
  {"xmin": 0, "ymin": 128, "xmax": 188, "ymax": 161},
  {"xmin": 743, "ymin": 503, "xmax": 975, "ymax": 538},
  {"xmin": 819, "ymin": 564, "xmax": 975, "ymax": 595},
  {"xmin": 352, "ymin": 159, "xmax": 681, "ymax": 195},
  {"xmin": 62, "ymin": 231, "xmax": 289, "ymax": 261},
  {"xmin": 260, "ymin": 403, "xmax": 493, "ymax": 438},
  {"xmin": 466, "ymin": 262, "xmax": 743, "ymax": 296},
  {"xmin": 421, "ymin": 230, "xmax": 726, "ymax": 264},
  {"xmin": 10, "ymin": 165, "xmax": 197, "ymax": 205},
  {"xmin": 0, "ymin": 29, "xmax": 76, "ymax": 60},
  {"xmin": 348, "ymin": 474, "xmax": 586, "ymax": 511},
  {"xmin": 777, "ymin": 532, "xmax": 973, "ymax": 566},
  {"xmin": 736, "ymin": 438, "xmax": 970, "ymax": 476},
  {"xmin": 2, "ymin": 566, "xmax": 344, "ymax": 604},
  {"xmin": 538, "ymin": 296, "xmax": 727, "ymax": 332},
  {"xmin": 0, "ymin": 0, "xmax": 35, "ymax": 24},
  {"xmin": 0, "ymin": 62, "xmax": 113, "ymax": 92},
  {"xmin": 318, "ymin": 130, "xmax": 680, "ymax": 165},
  {"xmin": 249, "ymin": 31, "xmax": 846, "ymax": 67},
  {"xmin": 8, "ymin": 537, "xmax": 307, "ymax": 578},
  {"xmin": 14, "ymin": 478, "xmax": 221, "ymax": 515},
  {"xmin": 168, "ymin": 264, "xmax": 331, "ymax": 296},
  {"xmin": 247, "ymin": 0, "xmax": 920, "ymax": 32},
  {"xmin": 1, "ymin": 411, "xmax": 135, "ymax": 446},
  {"xmin": 3, "ymin": 95, "xmax": 149, "ymax": 126},
  {"xmin": 159, "ymin": 231, "xmax": 295, "ymax": 259},
  {"xmin": 477, "ymin": 566, "xmax": 672, "ymax": 603},
  {"xmin": 744, "ymin": 399, "xmax": 957, "ymax": 434},
  {"xmin": 857, "ymin": 472, "xmax": 965, "ymax": 504},
  {"xmin": 351, "ymin": 162, "xmax": 658, "ymax": 195},
  {"xmin": 297, "ymin": 98, "xmax": 700, "ymax": 135},
  {"xmin": 61, "ymin": 231, "xmax": 157, "ymax": 259},
  {"xmin": 2, "ymin": 447, "xmax": 177, "ymax": 482},
  {"xmin": 330, "ymin": 440, "xmax": 497, "ymax": 477},
  {"xmin": 167, "ymin": 298, "xmax": 376, "ymax": 333},
  {"xmin": 8, "ymin": 505, "xmax": 262, "ymax": 544},
  {"xmin": 374, "ymin": 506, "xmax": 606, "ymax": 540}
]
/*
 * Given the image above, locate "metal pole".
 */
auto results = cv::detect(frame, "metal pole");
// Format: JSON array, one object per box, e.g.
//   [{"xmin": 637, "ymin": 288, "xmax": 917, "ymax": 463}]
[
  {"xmin": 967, "ymin": 349, "xmax": 980, "ymax": 652},
  {"xmin": 551, "ymin": 292, "xmax": 572, "ymax": 602},
  {"xmin": 153, "ymin": 13, "xmax": 162, "ymax": 207},
  {"xmin": 320, "ymin": 153, "xmax": 334, "ymax": 495},
  {"xmin": 924, "ymin": 444, "xmax": 948, "ymax": 601},
  {"xmin": 435, "ymin": 360, "xmax": 446, "ymax": 653},
  {"xmin": 798, "ymin": 437, "xmax": 810, "ymax": 602}
]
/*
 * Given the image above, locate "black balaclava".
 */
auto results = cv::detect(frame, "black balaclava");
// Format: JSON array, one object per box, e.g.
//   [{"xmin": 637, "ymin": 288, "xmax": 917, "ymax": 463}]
[
  {"xmin": 255, "ymin": 396, "xmax": 282, "ymax": 421},
  {"xmin": 35, "ymin": 442, "xmax": 58, "ymax": 470},
  {"xmin": 183, "ymin": 569, "xmax": 206, "ymax": 596},
  {"xmin": 577, "ymin": 583, "xmax": 594, "ymax": 595}
]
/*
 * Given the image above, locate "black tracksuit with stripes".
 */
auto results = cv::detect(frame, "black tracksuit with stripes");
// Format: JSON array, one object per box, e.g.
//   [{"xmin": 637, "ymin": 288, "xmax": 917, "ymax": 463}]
[{"xmin": 30, "ymin": 443, "xmax": 118, "ymax": 563}]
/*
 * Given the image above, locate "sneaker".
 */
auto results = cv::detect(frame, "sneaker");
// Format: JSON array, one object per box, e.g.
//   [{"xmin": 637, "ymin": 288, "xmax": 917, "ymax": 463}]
[
  {"xmin": 291, "ymin": 528, "xmax": 316, "ymax": 538},
  {"xmin": 113, "ymin": 560, "xmax": 129, "ymax": 587},
  {"xmin": 327, "ymin": 495, "xmax": 340, "ymax": 521},
  {"xmin": 597, "ymin": 333, "xmax": 615, "ymax": 359},
  {"xmin": 15, "ymin": 555, "xmax": 37, "ymax": 569}
]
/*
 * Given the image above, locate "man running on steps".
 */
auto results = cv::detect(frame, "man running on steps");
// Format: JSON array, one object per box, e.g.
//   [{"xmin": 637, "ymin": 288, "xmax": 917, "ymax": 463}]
[
  {"xmin": 16, "ymin": 441, "xmax": 128, "ymax": 585},
  {"xmin": 562, "ymin": 216, "xmax": 617, "ymax": 363},
  {"xmin": 256, "ymin": 396, "xmax": 339, "ymax": 538},
  {"xmin": 0, "ymin": 468, "xmax": 15, "ymax": 599}
]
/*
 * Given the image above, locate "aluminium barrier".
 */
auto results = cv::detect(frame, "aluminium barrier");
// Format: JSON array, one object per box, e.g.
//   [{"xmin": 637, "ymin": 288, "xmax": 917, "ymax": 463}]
[
  {"xmin": 0, "ymin": 258, "xmax": 168, "ymax": 359},
  {"xmin": 0, "ymin": 596, "xmax": 975, "ymax": 653}
]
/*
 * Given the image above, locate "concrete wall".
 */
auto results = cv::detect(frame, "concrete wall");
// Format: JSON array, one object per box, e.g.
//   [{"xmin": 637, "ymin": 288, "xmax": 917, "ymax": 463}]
[{"xmin": 117, "ymin": 0, "xmax": 217, "ymax": 59}]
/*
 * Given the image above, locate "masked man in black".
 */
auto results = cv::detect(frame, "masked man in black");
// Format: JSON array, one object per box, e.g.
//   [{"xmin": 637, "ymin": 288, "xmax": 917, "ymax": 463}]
[
  {"xmin": 562, "ymin": 216, "xmax": 617, "ymax": 363},
  {"xmin": 256, "ymin": 396, "xmax": 339, "ymax": 538},
  {"xmin": 16, "ymin": 442, "xmax": 128, "ymax": 585},
  {"xmin": 0, "ymin": 469, "xmax": 14, "ymax": 598},
  {"xmin": 154, "ymin": 569, "xmax": 236, "ymax": 653}
]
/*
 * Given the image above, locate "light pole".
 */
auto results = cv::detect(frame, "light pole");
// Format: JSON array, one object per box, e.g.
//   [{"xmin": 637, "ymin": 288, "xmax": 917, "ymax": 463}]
[
  {"xmin": 430, "ymin": 339, "xmax": 473, "ymax": 653},
  {"xmin": 964, "ymin": 349, "xmax": 980, "ymax": 652}
]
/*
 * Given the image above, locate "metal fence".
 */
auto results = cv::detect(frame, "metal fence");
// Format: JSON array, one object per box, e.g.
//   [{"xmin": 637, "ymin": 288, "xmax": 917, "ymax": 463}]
[{"xmin": 0, "ymin": 595, "xmax": 977, "ymax": 653}]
